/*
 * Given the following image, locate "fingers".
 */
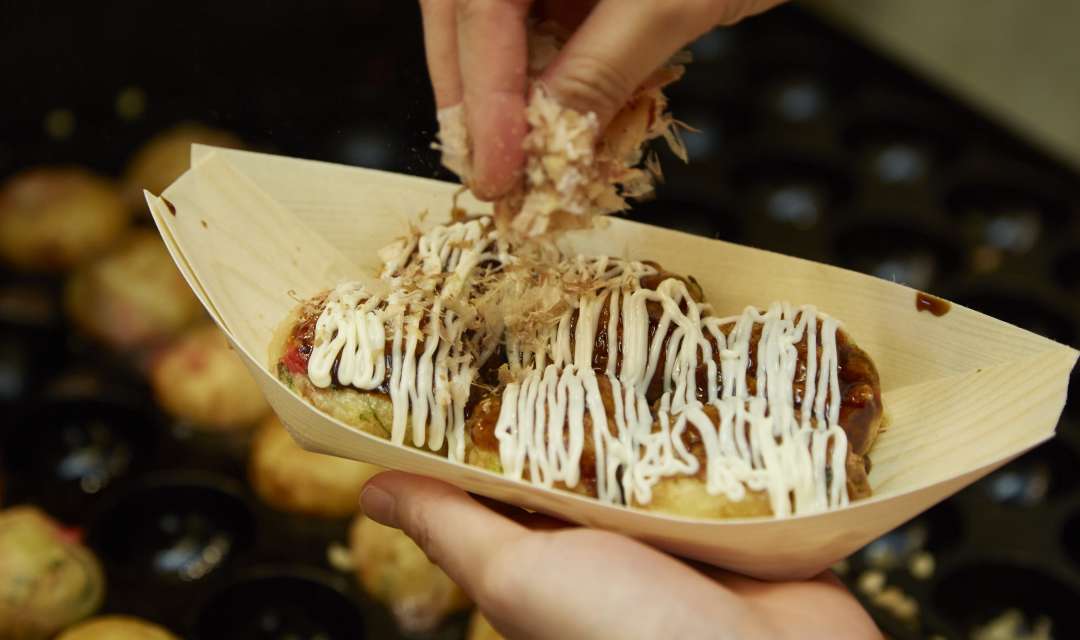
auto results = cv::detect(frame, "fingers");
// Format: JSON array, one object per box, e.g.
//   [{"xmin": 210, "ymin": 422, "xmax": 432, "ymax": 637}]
[
  {"xmin": 456, "ymin": 0, "xmax": 533, "ymax": 199},
  {"xmin": 540, "ymin": 0, "xmax": 786, "ymax": 130},
  {"xmin": 479, "ymin": 528, "xmax": 765, "ymax": 640},
  {"xmin": 538, "ymin": 1, "xmax": 698, "ymax": 131},
  {"xmin": 419, "ymin": 0, "xmax": 463, "ymax": 108},
  {"xmin": 361, "ymin": 471, "xmax": 527, "ymax": 595},
  {"xmin": 420, "ymin": 0, "xmax": 786, "ymax": 200},
  {"xmin": 364, "ymin": 474, "xmax": 758, "ymax": 640},
  {"xmin": 367, "ymin": 474, "xmax": 879, "ymax": 640}
]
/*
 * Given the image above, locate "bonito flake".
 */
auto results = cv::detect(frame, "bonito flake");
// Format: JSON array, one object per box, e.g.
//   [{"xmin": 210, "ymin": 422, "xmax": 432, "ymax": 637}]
[{"xmin": 434, "ymin": 22, "xmax": 688, "ymax": 237}]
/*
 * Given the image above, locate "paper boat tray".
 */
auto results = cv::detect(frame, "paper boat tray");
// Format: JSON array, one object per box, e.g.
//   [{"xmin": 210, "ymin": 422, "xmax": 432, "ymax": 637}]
[{"xmin": 145, "ymin": 146, "xmax": 1077, "ymax": 580}]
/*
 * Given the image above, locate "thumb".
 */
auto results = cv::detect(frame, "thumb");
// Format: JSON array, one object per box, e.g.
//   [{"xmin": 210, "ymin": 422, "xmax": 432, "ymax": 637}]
[{"xmin": 360, "ymin": 471, "xmax": 525, "ymax": 595}]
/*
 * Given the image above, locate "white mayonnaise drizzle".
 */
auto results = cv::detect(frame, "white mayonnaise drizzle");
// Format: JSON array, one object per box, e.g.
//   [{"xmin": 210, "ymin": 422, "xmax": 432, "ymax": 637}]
[
  {"xmin": 495, "ymin": 257, "xmax": 849, "ymax": 516},
  {"xmin": 307, "ymin": 219, "xmax": 504, "ymax": 461},
  {"xmin": 307, "ymin": 222, "xmax": 851, "ymax": 516}
]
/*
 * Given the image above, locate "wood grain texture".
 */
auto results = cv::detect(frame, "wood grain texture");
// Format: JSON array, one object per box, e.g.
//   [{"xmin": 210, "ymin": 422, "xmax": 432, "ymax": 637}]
[
  {"xmin": 146, "ymin": 191, "xmax": 224, "ymax": 326},
  {"xmin": 150, "ymin": 146, "xmax": 1079, "ymax": 580}
]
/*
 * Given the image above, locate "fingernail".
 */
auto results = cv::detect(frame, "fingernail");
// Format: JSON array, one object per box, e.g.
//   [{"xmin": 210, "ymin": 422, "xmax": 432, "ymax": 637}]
[{"xmin": 361, "ymin": 485, "xmax": 398, "ymax": 528}]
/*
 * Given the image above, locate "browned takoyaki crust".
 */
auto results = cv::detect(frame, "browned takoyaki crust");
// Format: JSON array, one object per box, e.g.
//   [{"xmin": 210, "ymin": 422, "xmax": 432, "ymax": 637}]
[
  {"xmin": 123, "ymin": 123, "xmax": 243, "ymax": 206},
  {"xmin": 64, "ymin": 230, "xmax": 202, "ymax": 353},
  {"xmin": 57, "ymin": 615, "xmax": 179, "ymax": 640},
  {"xmin": 466, "ymin": 375, "xmax": 620, "ymax": 499},
  {"xmin": 150, "ymin": 323, "xmax": 269, "ymax": 431},
  {"xmin": 0, "ymin": 167, "xmax": 131, "ymax": 272},
  {"xmin": 0, "ymin": 507, "xmax": 105, "ymax": 639},
  {"xmin": 271, "ymin": 296, "xmax": 395, "ymax": 440},
  {"xmin": 545, "ymin": 262, "xmax": 703, "ymax": 402},
  {"xmin": 630, "ymin": 311, "xmax": 882, "ymax": 515},
  {"xmin": 561, "ymin": 268, "xmax": 882, "ymax": 457},
  {"xmin": 349, "ymin": 514, "xmax": 470, "ymax": 633},
  {"xmin": 642, "ymin": 402, "xmax": 874, "ymax": 507},
  {"xmin": 248, "ymin": 415, "xmax": 383, "ymax": 518},
  {"xmin": 636, "ymin": 316, "xmax": 882, "ymax": 507},
  {"xmin": 711, "ymin": 317, "xmax": 883, "ymax": 459},
  {"xmin": 273, "ymin": 280, "xmax": 505, "ymax": 442},
  {"xmin": 465, "ymin": 267, "xmax": 883, "ymax": 508},
  {"xmin": 553, "ymin": 271, "xmax": 883, "ymax": 461}
]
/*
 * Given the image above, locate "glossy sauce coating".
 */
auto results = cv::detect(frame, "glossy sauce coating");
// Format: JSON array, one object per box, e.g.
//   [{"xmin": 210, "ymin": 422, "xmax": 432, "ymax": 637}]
[
  {"xmin": 915, "ymin": 291, "xmax": 951, "ymax": 316},
  {"xmin": 289, "ymin": 219, "xmax": 883, "ymax": 515}
]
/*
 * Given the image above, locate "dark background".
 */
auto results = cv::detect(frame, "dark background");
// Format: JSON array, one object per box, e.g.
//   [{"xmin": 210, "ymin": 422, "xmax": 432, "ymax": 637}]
[
  {"xmin": 2, "ymin": 2, "xmax": 1079, "ymax": 639},
  {"xmin": 0, "ymin": 2, "xmax": 437, "ymax": 178}
]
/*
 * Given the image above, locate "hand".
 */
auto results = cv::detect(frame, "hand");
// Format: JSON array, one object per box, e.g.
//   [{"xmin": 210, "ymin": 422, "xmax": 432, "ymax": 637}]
[
  {"xmin": 361, "ymin": 471, "xmax": 882, "ymax": 639},
  {"xmin": 418, "ymin": 0, "xmax": 785, "ymax": 200}
]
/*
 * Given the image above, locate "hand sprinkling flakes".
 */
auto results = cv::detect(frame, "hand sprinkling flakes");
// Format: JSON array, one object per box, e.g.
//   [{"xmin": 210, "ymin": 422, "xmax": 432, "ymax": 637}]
[{"xmin": 434, "ymin": 21, "xmax": 688, "ymax": 236}]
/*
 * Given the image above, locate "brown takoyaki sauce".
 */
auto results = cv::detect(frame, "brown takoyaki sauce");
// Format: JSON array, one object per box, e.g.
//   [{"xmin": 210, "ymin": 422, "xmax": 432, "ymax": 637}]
[
  {"xmin": 285, "ymin": 243, "xmax": 884, "ymax": 507},
  {"xmin": 915, "ymin": 291, "xmax": 951, "ymax": 316},
  {"xmin": 466, "ymin": 296, "xmax": 883, "ymax": 501}
]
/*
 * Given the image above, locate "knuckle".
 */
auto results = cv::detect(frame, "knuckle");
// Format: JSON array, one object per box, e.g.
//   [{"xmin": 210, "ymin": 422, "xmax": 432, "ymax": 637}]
[
  {"xmin": 552, "ymin": 53, "xmax": 634, "ymax": 120},
  {"xmin": 649, "ymin": 0, "xmax": 697, "ymax": 26},
  {"xmin": 710, "ymin": 0, "xmax": 761, "ymax": 25},
  {"xmin": 457, "ymin": 0, "xmax": 530, "ymax": 21},
  {"xmin": 649, "ymin": 0, "xmax": 725, "ymax": 31},
  {"xmin": 456, "ymin": 0, "xmax": 481, "ymax": 20}
]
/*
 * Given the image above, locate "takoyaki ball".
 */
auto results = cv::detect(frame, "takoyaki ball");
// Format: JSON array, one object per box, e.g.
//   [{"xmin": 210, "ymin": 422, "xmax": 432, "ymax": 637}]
[
  {"xmin": 150, "ymin": 324, "xmax": 269, "ymax": 431},
  {"xmin": 628, "ymin": 443, "xmax": 839, "ymax": 519},
  {"xmin": 467, "ymin": 610, "xmax": 505, "ymax": 640},
  {"xmin": 629, "ymin": 408, "xmax": 773, "ymax": 519},
  {"xmin": 250, "ymin": 415, "xmax": 382, "ymax": 518},
  {"xmin": 633, "ymin": 320, "xmax": 883, "ymax": 519},
  {"xmin": 643, "ymin": 477, "xmax": 772, "ymax": 519},
  {"xmin": 349, "ymin": 514, "xmax": 470, "ymax": 634},
  {"xmin": 65, "ymin": 230, "xmax": 202, "ymax": 353},
  {"xmin": 270, "ymin": 296, "xmax": 395, "ymax": 440},
  {"xmin": 464, "ymin": 375, "xmax": 620, "ymax": 500},
  {"xmin": 719, "ymin": 319, "xmax": 884, "ymax": 461},
  {"xmin": 57, "ymin": 616, "xmax": 178, "ymax": 640},
  {"xmin": 703, "ymin": 317, "xmax": 882, "ymax": 502},
  {"xmin": 0, "ymin": 507, "xmax": 105, "ymax": 640},
  {"xmin": 465, "ymin": 394, "xmax": 503, "ymax": 471},
  {"xmin": 124, "ymin": 123, "xmax": 243, "ymax": 204},
  {"xmin": 0, "ymin": 168, "xmax": 130, "ymax": 272}
]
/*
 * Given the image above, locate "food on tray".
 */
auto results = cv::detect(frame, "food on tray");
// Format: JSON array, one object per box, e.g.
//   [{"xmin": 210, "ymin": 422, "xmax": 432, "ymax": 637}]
[
  {"xmin": 273, "ymin": 216, "xmax": 883, "ymax": 518},
  {"xmin": 249, "ymin": 414, "xmax": 382, "ymax": 518},
  {"xmin": 349, "ymin": 514, "xmax": 470, "ymax": 633},
  {"xmin": 124, "ymin": 123, "xmax": 243, "ymax": 206},
  {"xmin": 0, "ymin": 168, "xmax": 131, "ymax": 272},
  {"xmin": 0, "ymin": 507, "xmax": 105, "ymax": 640},
  {"xmin": 65, "ymin": 230, "xmax": 202, "ymax": 353},
  {"xmin": 435, "ymin": 22, "xmax": 687, "ymax": 236},
  {"xmin": 56, "ymin": 616, "xmax": 178, "ymax": 640},
  {"xmin": 270, "ymin": 215, "xmax": 507, "ymax": 455},
  {"xmin": 150, "ymin": 323, "xmax": 269, "ymax": 430},
  {"xmin": 624, "ymin": 311, "xmax": 881, "ymax": 518}
]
